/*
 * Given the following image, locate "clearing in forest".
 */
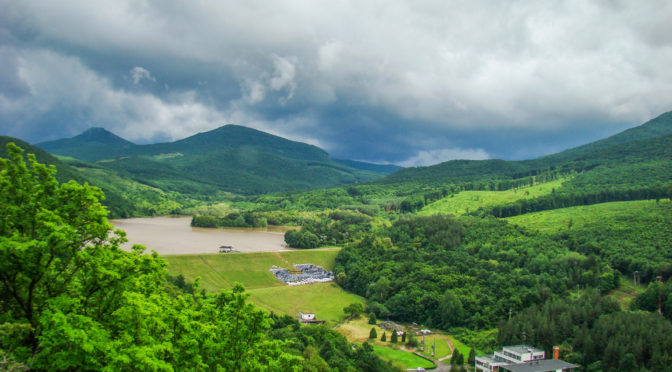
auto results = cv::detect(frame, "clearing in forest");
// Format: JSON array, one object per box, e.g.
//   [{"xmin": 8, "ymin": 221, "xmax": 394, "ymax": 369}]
[{"xmin": 419, "ymin": 178, "xmax": 567, "ymax": 216}]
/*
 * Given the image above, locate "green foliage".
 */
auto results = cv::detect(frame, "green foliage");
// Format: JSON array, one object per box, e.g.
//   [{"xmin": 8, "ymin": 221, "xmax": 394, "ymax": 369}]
[
  {"xmin": 451, "ymin": 350, "xmax": 463, "ymax": 365},
  {"xmin": 507, "ymin": 200, "xmax": 672, "ymax": 281},
  {"xmin": 390, "ymin": 330, "xmax": 398, "ymax": 343},
  {"xmin": 344, "ymin": 303, "xmax": 365, "ymax": 319},
  {"xmin": 632, "ymin": 279, "xmax": 672, "ymax": 320},
  {"xmin": 467, "ymin": 348, "xmax": 475, "ymax": 364},
  {"xmin": 370, "ymin": 327, "xmax": 378, "ymax": 339},
  {"xmin": 191, "ymin": 212, "xmax": 268, "ymax": 228},
  {"xmin": 368, "ymin": 312, "xmax": 377, "ymax": 324},
  {"xmin": 406, "ymin": 333, "xmax": 418, "ymax": 348},
  {"xmin": 335, "ymin": 215, "xmax": 618, "ymax": 329},
  {"xmin": 498, "ymin": 290, "xmax": 672, "ymax": 370},
  {"xmin": 381, "ymin": 332, "xmax": 387, "ymax": 342}
]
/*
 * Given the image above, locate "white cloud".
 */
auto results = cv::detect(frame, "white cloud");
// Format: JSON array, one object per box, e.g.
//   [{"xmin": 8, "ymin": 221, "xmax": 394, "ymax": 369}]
[
  {"xmin": 1, "ymin": 0, "xmax": 672, "ymax": 160},
  {"xmin": 400, "ymin": 148, "xmax": 490, "ymax": 167},
  {"xmin": 269, "ymin": 55, "xmax": 297, "ymax": 103},
  {"xmin": 130, "ymin": 66, "xmax": 155, "ymax": 85}
]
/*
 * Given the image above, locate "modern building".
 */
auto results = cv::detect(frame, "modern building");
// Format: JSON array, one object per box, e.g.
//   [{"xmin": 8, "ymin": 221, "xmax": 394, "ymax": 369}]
[
  {"xmin": 500, "ymin": 359, "xmax": 580, "ymax": 372},
  {"xmin": 476, "ymin": 345, "xmax": 578, "ymax": 372}
]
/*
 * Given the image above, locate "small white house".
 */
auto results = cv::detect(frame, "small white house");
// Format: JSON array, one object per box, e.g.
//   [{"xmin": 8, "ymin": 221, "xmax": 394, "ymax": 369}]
[{"xmin": 299, "ymin": 312, "xmax": 315, "ymax": 321}]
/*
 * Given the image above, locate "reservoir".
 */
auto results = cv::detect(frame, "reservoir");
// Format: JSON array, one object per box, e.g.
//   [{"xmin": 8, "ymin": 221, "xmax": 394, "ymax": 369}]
[{"xmin": 110, "ymin": 216, "xmax": 291, "ymax": 255}]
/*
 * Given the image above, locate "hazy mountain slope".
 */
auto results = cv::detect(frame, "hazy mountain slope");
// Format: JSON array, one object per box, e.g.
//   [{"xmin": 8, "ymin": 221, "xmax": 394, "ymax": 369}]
[
  {"xmin": 334, "ymin": 159, "xmax": 403, "ymax": 174},
  {"xmin": 36, "ymin": 125, "xmax": 386, "ymax": 195},
  {"xmin": 376, "ymin": 111, "xmax": 672, "ymax": 186},
  {"xmin": 38, "ymin": 127, "xmax": 136, "ymax": 162},
  {"xmin": 527, "ymin": 110, "xmax": 672, "ymax": 167},
  {"xmin": 147, "ymin": 125, "xmax": 330, "ymax": 161}
]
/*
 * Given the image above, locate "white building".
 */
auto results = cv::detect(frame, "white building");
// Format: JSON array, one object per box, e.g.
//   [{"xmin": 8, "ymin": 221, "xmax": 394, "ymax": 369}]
[{"xmin": 476, "ymin": 345, "xmax": 577, "ymax": 372}]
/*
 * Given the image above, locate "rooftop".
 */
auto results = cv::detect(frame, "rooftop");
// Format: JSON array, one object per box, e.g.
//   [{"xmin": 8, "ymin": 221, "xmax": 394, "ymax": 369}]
[
  {"xmin": 501, "ymin": 359, "xmax": 579, "ymax": 372},
  {"xmin": 502, "ymin": 345, "xmax": 544, "ymax": 354}
]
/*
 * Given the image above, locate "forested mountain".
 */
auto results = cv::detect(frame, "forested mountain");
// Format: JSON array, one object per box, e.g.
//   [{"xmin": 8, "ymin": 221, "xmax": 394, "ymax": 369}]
[
  {"xmin": 378, "ymin": 111, "xmax": 672, "ymax": 186},
  {"xmin": 37, "ymin": 125, "xmax": 389, "ymax": 196},
  {"xmin": 334, "ymin": 159, "xmax": 403, "ymax": 174},
  {"xmin": 0, "ymin": 136, "xmax": 84, "ymax": 184}
]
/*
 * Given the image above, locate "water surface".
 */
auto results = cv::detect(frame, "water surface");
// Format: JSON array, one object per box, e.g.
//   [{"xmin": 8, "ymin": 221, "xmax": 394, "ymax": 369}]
[{"xmin": 111, "ymin": 216, "xmax": 291, "ymax": 255}]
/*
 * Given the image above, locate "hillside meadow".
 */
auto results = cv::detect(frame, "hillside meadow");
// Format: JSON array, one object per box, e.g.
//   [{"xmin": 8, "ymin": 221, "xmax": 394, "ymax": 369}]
[
  {"xmin": 418, "ymin": 178, "xmax": 568, "ymax": 216},
  {"xmin": 164, "ymin": 249, "xmax": 364, "ymax": 326}
]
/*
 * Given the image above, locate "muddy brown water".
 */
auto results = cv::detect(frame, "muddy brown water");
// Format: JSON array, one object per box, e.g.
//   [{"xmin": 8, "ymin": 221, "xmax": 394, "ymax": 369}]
[{"xmin": 110, "ymin": 216, "xmax": 293, "ymax": 255}]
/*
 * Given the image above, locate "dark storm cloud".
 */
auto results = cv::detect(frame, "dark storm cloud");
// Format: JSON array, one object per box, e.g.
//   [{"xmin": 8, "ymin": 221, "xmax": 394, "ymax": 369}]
[{"xmin": 1, "ymin": 0, "xmax": 671, "ymax": 165}]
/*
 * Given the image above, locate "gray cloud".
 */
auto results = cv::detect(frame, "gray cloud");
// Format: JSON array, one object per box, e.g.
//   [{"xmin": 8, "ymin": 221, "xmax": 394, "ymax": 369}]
[{"xmin": 1, "ymin": 0, "xmax": 671, "ymax": 165}]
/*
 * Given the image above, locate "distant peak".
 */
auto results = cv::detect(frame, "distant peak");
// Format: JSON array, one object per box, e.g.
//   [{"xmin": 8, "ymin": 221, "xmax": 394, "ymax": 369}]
[{"xmin": 74, "ymin": 127, "xmax": 133, "ymax": 145}]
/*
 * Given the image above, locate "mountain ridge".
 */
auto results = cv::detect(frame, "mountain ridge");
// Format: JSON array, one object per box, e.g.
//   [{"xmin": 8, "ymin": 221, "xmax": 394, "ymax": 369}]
[
  {"xmin": 35, "ymin": 124, "xmax": 389, "ymax": 195},
  {"xmin": 378, "ymin": 110, "xmax": 672, "ymax": 185}
]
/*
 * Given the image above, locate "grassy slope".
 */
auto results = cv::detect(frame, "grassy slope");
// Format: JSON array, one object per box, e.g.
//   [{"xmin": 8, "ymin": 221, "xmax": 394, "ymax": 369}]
[
  {"xmin": 505, "ymin": 199, "xmax": 671, "ymax": 233},
  {"xmin": 419, "ymin": 178, "xmax": 567, "ymax": 216},
  {"xmin": 248, "ymin": 282, "xmax": 364, "ymax": 326},
  {"xmin": 420, "ymin": 337, "xmax": 452, "ymax": 359},
  {"xmin": 164, "ymin": 249, "xmax": 363, "ymax": 325},
  {"xmin": 372, "ymin": 345, "xmax": 435, "ymax": 369}
]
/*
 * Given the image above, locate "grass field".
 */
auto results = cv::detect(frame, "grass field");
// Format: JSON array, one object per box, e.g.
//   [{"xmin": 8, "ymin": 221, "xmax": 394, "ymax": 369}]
[
  {"xmin": 164, "ymin": 249, "xmax": 363, "ymax": 325},
  {"xmin": 419, "ymin": 178, "xmax": 568, "ymax": 216},
  {"xmin": 248, "ymin": 282, "xmax": 364, "ymax": 326},
  {"xmin": 447, "ymin": 335, "xmax": 473, "ymax": 361},
  {"xmin": 336, "ymin": 318, "xmax": 386, "ymax": 345},
  {"xmin": 372, "ymin": 345, "xmax": 435, "ymax": 370},
  {"xmin": 420, "ymin": 336, "xmax": 452, "ymax": 359},
  {"xmin": 505, "ymin": 199, "xmax": 671, "ymax": 233},
  {"xmin": 164, "ymin": 249, "xmax": 340, "ymax": 292}
]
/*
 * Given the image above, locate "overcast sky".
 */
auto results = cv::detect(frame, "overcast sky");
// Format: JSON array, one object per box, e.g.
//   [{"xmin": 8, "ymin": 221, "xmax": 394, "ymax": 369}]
[{"xmin": 1, "ymin": 1, "xmax": 671, "ymax": 166}]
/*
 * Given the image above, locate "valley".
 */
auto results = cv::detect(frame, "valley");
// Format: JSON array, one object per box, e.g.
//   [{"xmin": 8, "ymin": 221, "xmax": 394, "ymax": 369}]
[{"xmin": 1, "ymin": 111, "xmax": 671, "ymax": 371}]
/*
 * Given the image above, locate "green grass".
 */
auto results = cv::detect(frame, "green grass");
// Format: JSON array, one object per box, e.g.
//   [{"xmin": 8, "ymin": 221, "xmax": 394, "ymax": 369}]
[
  {"xmin": 420, "ymin": 337, "xmax": 451, "ymax": 359},
  {"xmin": 372, "ymin": 345, "xmax": 435, "ymax": 369},
  {"xmin": 505, "ymin": 199, "xmax": 670, "ymax": 233},
  {"xmin": 608, "ymin": 278, "xmax": 646, "ymax": 309},
  {"xmin": 448, "ymin": 335, "xmax": 473, "ymax": 360},
  {"xmin": 419, "ymin": 178, "xmax": 568, "ymax": 216},
  {"xmin": 164, "ymin": 249, "xmax": 362, "ymax": 325},
  {"xmin": 164, "ymin": 249, "xmax": 341, "ymax": 292},
  {"xmin": 248, "ymin": 282, "xmax": 364, "ymax": 326}
]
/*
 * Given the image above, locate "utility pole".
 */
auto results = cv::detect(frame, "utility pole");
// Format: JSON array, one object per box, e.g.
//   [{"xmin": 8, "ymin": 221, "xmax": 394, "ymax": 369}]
[{"xmin": 634, "ymin": 271, "xmax": 640, "ymax": 287}]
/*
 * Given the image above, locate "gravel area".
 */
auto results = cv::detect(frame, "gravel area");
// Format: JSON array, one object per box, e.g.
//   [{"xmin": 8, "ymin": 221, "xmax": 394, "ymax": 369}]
[{"xmin": 270, "ymin": 263, "xmax": 334, "ymax": 286}]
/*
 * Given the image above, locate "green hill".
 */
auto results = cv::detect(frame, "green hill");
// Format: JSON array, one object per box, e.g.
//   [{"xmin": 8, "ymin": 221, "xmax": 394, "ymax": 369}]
[
  {"xmin": 375, "ymin": 111, "xmax": 672, "ymax": 190},
  {"xmin": 36, "ymin": 125, "xmax": 387, "ymax": 196},
  {"xmin": 0, "ymin": 136, "xmax": 84, "ymax": 184}
]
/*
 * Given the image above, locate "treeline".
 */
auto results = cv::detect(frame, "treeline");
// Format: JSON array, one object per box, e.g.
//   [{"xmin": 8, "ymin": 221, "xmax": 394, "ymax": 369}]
[
  {"xmin": 191, "ymin": 212, "xmax": 268, "ymax": 228},
  {"xmin": 498, "ymin": 290, "xmax": 672, "ymax": 371},
  {"xmin": 476, "ymin": 186, "xmax": 671, "ymax": 218},
  {"xmin": 334, "ymin": 215, "xmax": 618, "ymax": 330},
  {"xmin": 284, "ymin": 209, "xmax": 372, "ymax": 249}
]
